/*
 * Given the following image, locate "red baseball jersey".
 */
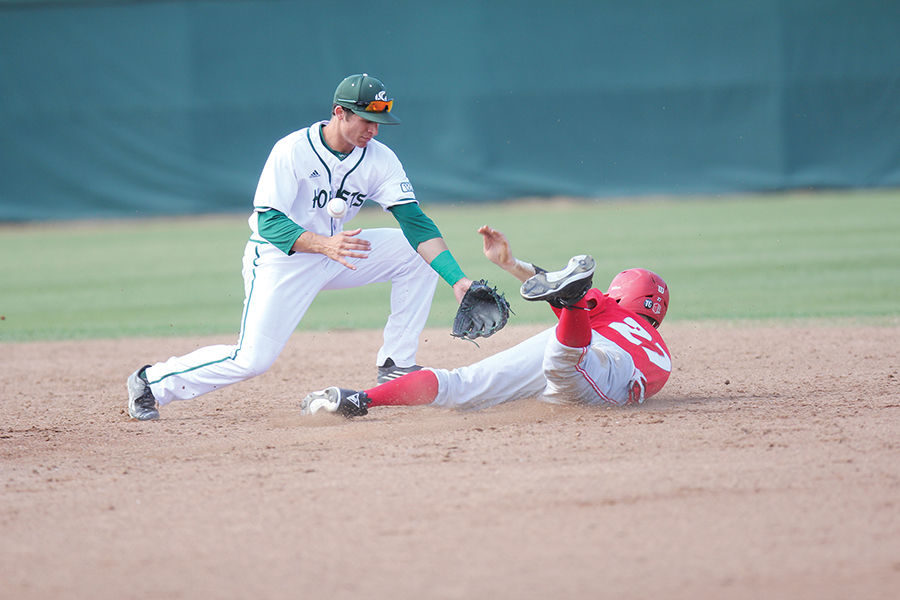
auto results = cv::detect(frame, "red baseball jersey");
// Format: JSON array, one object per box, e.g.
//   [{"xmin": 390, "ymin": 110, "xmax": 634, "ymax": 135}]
[{"xmin": 554, "ymin": 288, "xmax": 672, "ymax": 399}]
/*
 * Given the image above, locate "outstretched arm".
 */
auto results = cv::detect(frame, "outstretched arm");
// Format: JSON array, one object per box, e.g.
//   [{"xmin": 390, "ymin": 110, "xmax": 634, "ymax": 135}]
[
  {"xmin": 478, "ymin": 225, "xmax": 537, "ymax": 282},
  {"xmin": 416, "ymin": 237, "xmax": 473, "ymax": 302},
  {"xmin": 389, "ymin": 203, "xmax": 474, "ymax": 302}
]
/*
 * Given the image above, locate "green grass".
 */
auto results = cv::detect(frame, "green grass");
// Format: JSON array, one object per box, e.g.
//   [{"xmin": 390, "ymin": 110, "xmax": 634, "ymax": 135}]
[{"xmin": 1, "ymin": 189, "xmax": 898, "ymax": 342}]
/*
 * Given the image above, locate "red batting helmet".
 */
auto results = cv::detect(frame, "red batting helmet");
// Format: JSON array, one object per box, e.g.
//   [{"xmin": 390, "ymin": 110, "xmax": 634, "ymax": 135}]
[{"xmin": 606, "ymin": 268, "xmax": 669, "ymax": 328}]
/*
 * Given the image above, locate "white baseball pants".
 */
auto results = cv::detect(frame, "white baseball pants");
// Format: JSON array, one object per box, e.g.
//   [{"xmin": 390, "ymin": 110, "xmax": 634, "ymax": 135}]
[
  {"xmin": 429, "ymin": 327, "xmax": 638, "ymax": 410},
  {"xmin": 146, "ymin": 228, "xmax": 437, "ymax": 405}
]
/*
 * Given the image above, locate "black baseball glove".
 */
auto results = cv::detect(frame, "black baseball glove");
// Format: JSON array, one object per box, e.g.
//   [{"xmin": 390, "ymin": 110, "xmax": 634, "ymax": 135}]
[{"xmin": 451, "ymin": 280, "xmax": 511, "ymax": 341}]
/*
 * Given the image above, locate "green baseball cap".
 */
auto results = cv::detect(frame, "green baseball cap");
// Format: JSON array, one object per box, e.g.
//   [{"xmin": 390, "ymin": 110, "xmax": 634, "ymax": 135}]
[{"xmin": 333, "ymin": 73, "xmax": 401, "ymax": 124}]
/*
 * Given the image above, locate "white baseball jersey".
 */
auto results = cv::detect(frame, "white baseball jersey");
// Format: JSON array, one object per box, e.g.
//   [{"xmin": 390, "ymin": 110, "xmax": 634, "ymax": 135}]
[
  {"xmin": 144, "ymin": 121, "xmax": 438, "ymax": 406},
  {"xmin": 249, "ymin": 121, "xmax": 417, "ymax": 237}
]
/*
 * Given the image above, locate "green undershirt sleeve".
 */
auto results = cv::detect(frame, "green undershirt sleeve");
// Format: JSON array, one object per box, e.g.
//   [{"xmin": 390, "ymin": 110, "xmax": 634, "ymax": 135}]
[
  {"xmin": 388, "ymin": 202, "xmax": 441, "ymax": 247},
  {"xmin": 257, "ymin": 209, "xmax": 306, "ymax": 255},
  {"xmin": 389, "ymin": 202, "xmax": 466, "ymax": 286}
]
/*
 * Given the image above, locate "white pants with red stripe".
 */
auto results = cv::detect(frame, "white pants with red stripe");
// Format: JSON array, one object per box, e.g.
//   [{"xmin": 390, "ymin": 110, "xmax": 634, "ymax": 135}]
[{"xmin": 430, "ymin": 327, "xmax": 640, "ymax": 410}]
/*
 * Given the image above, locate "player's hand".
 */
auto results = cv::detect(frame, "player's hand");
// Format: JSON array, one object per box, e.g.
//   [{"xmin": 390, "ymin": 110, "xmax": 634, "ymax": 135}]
[
  {"xmin": 314, "ymin": 228, "xmax": 371, "ymax": 270},
  {"xmin": 478, "ymin": 225, "xmax": 515, "ymax": 269},
  {"xmin": 452, "ymin": 277, "xmax": 473, "ymax": 303}
]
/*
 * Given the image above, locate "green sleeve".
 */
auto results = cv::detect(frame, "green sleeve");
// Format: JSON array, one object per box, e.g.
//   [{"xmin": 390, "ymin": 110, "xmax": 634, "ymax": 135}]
[
  {"xmin": 389, "ymin": 202, "xmax": 466, "ymax": 286},
  {"xmin": 388, "ymin": 202, "xmax": 442, "ymax": 247},
  {"xmin": 430, "ymin": 250, "xmax": 467, "ymax": 286},
  {"xmin": 258, "ymin": 209, "xmax": 306, "ymax": 255}
]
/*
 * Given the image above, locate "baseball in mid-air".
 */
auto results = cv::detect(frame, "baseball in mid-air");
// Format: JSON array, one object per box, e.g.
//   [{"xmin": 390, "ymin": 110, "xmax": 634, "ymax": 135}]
[{"xmin": 326, "ymin": 197, "xmax": 347, "ymax": 218}]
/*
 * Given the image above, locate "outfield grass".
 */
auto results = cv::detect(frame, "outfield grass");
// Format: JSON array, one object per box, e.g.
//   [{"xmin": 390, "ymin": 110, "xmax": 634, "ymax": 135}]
[{"xmin": 1, "ymin": 190, "xmax": 897, "ymax": 342}]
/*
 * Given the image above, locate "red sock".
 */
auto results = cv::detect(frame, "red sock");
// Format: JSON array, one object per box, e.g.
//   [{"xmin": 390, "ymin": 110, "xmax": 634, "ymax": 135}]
[
  {"xmin": 555, "ymin": 298, "xmax": 594, "ymax": 348},
  {"xmin": 366, "ymin": 369, "xmax": 439, "ymax": 407}
]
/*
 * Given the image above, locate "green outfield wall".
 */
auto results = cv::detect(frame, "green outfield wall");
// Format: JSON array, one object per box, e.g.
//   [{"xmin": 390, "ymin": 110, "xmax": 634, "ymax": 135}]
[{"xmin": 1, "ymin": 0, "xmax": 898, "ymax": 220}]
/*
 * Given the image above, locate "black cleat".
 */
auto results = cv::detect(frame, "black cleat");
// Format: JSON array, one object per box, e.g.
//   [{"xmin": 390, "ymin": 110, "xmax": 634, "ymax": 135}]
[
  {"xmin": 300, "ymin": 387, "xmax": 370, "ymax": 418},
  {"xmin": 520, "ymin": 254, "xmax": 595, "ymax": 308},
  {"xmin": 376, "ymin": 358, "xmax": 423, "ymax": 384}
]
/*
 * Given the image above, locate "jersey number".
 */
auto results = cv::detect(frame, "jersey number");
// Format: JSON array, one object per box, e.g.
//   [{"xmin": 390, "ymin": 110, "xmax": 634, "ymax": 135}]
[{"xmin": 608, "ymin": 317, "xmax": 672, "ymax": 372}]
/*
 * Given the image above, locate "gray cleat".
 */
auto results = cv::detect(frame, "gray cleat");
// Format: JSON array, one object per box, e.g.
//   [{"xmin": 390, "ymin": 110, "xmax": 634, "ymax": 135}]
[
  {"xmin": 301, "ymin": 386, "xmax": 370, "ymax": 418},
  {"xmin": 520, "ymin": 254, "xmax": 595, "ymax": 308},
  {"xmin": 127, "ymin": 365, "xmax": 159, "ymax": 421}
]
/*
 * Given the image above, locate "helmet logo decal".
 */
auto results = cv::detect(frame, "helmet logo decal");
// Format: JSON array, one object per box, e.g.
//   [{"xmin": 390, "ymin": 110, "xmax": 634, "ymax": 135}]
[{"xmin": 374, "ymin": 90, "xmax": 388, "ymax": 101}]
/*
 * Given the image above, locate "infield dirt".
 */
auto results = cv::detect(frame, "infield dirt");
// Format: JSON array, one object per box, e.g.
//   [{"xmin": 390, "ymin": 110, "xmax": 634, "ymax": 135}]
[{"xmin": 1, "ymin": 322, "xmax": 898, "ymax": 599}]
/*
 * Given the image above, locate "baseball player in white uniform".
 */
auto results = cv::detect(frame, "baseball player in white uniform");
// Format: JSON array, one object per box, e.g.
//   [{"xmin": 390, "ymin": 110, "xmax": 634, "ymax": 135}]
[{"xmin": 127, "ymin": 74, "xmax": 477, "ymax": 420}]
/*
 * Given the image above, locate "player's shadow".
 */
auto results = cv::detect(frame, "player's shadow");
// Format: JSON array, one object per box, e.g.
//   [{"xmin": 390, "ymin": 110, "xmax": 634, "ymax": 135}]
[{"xmin": 645, "ymin": 393, "xmax": 778, "ymax": 409}]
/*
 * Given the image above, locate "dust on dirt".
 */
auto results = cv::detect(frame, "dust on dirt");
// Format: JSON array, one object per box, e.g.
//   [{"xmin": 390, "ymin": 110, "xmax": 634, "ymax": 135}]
[{"xmin": 1, "ymin": 322, "xmax": 898, "ymax": 599}]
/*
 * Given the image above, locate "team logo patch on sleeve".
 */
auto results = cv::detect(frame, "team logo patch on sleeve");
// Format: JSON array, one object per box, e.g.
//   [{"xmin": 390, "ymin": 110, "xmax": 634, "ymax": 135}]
[{"xmin": 400, "ymin": 182, "xmax": 414, "ymax": 194}]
